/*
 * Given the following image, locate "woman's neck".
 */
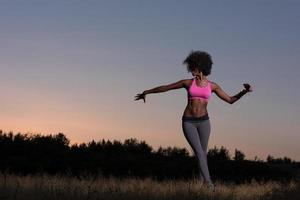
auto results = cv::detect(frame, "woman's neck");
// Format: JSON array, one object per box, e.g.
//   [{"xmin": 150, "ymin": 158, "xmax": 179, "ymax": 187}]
[{"xmin": 195, "ymin": 75, "xmax": 207, "ymax": 81}]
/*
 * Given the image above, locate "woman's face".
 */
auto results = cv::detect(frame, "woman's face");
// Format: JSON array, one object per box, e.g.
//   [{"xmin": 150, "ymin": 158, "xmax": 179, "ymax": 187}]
[{"xmin": 191, "ymin": 68, "xmax": 201, "ymax": 77}]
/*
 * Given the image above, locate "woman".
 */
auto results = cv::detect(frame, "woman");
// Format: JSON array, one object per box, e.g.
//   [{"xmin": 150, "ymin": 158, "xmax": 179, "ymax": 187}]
[{"xmin": 134, "ymin": 50, "xmax": 253, "ymax": 192}]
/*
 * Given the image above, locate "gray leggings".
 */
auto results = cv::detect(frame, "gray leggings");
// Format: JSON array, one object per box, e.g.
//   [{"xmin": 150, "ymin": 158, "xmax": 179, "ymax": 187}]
[{"xmin": 181, "ymin": 114, "xmax": 212, "ymax": 184}]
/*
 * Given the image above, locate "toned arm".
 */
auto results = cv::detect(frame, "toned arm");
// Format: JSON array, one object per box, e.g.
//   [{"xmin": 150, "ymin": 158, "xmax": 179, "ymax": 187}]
[{"xmin": 211, "ymin": 82, "xmax": 247, "ymax": 104}]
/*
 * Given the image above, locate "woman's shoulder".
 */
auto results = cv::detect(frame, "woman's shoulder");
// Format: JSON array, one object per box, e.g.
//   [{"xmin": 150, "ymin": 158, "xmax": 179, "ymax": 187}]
[
  {"xmin": 180, "ymin": 78, "xmax": 193, "ymax": 89},
  {"xmin": 207, "ymin": 80, "xmax": 219, "ymax": 91}
]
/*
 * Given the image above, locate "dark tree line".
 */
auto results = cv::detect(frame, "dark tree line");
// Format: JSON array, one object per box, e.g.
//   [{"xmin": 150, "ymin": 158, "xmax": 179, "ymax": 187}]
[{"xmin": 0, "ymin": 130, "xmax": 299, "ymax": 184}]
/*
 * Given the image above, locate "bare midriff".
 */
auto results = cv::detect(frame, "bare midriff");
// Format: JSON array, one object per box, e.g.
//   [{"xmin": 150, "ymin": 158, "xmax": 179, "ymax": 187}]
[{"xmin": 182, "ymin": 99, "xmax": 208, "ymax": 117}]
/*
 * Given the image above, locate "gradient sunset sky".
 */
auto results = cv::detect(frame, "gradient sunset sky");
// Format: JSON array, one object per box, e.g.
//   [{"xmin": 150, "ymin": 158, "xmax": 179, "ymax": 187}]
[{"xmin": 0, "ymin": 1, "xmax": 299, "ymax": 161}]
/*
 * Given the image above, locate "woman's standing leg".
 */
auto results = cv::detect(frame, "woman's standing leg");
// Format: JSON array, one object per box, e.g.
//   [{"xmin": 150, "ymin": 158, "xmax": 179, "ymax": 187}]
[
  {"xmin": 182, "ymin": 120, "xmax": 212, "ymax": 184},
  {"xmin": 196, "ymin": 119, "xmax": 212, "ymax": 183}
]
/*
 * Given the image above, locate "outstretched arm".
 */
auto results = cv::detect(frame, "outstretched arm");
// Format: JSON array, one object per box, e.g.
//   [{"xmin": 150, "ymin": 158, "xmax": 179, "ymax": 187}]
[
  {"xmin": 134, "ymin": 79, "xmax": 187, "ymax": 103},
  {"xmin": 212, "ymin": 82, "xmax": 251, "ymax": 104}
]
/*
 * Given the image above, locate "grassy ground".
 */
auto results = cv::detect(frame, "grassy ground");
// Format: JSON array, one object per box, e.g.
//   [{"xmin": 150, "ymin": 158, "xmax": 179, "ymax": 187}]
[{"xmin": 0, "ymin": 173, "xmax": 298, "ymax": 200}]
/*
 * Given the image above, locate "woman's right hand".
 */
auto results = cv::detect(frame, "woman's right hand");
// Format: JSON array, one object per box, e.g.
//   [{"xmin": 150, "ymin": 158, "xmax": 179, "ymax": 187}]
[{"xmin": 134, "ymin": 91, "xmax": 146, "ymax": 103}]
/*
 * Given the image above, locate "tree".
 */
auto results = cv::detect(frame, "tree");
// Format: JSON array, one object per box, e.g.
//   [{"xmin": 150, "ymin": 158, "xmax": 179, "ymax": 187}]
[
  {"xmin": 267, "ymin": 155, "xmax": 275, "ymax": 163},
  {"xmin": 208, "ymin": 145, "xmax": 231, "ymax": 161},
  {"xmin": 234, "ymin": 149, "xmax": 245, "ymax": 161}
]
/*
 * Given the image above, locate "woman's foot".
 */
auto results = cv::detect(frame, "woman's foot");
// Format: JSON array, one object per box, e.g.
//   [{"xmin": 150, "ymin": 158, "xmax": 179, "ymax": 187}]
[
  {"xmin": 206, "ymin": 183, "xmax": 215, "ymax": 192},
  {"xmin": 202, "ymin": 181, "xmax": 216, "ymax": 192}
]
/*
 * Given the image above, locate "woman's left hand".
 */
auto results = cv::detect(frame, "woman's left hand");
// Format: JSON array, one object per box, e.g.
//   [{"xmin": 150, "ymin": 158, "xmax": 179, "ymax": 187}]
[{"xmin": 243, "ymin": 83, "xmax": 253, "ymax": 93}]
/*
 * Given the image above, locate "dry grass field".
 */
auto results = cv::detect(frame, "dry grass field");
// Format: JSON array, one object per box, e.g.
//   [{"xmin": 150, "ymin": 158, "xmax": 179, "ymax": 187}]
[{"xmin": 0, "ymin": 173, "xmax": 299, "ymax": 200}]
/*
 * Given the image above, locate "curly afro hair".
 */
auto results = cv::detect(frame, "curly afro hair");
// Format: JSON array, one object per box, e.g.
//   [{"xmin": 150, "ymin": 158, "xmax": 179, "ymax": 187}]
[{"xmin": 182, "ymin": 50, "xmax": 213, "ymax": 76}]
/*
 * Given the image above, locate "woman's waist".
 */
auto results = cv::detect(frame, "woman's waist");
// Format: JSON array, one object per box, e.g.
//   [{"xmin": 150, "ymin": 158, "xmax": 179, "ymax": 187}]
[{"xmin": 182, "ymin": 113, "xmax": 209, "ymax": 121}]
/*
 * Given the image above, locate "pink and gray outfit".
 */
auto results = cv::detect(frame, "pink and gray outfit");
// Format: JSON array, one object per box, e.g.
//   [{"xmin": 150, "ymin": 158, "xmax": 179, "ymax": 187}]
[{"xmin": 182, "ymin": 77, "xmax": 213, "ymax": 184}]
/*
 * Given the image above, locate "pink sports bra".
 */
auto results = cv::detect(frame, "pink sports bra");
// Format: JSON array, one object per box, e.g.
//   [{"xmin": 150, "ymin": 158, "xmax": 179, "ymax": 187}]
[{"xmin": 187, "ymin": 77, "xmax": 212, "ymax": 101}]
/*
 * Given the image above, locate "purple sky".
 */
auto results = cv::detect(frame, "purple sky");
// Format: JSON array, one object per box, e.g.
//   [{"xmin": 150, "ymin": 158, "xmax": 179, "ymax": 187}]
[{"xmin": 0, "ymin": 1, "xmax": 299, "ymax": 161}]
